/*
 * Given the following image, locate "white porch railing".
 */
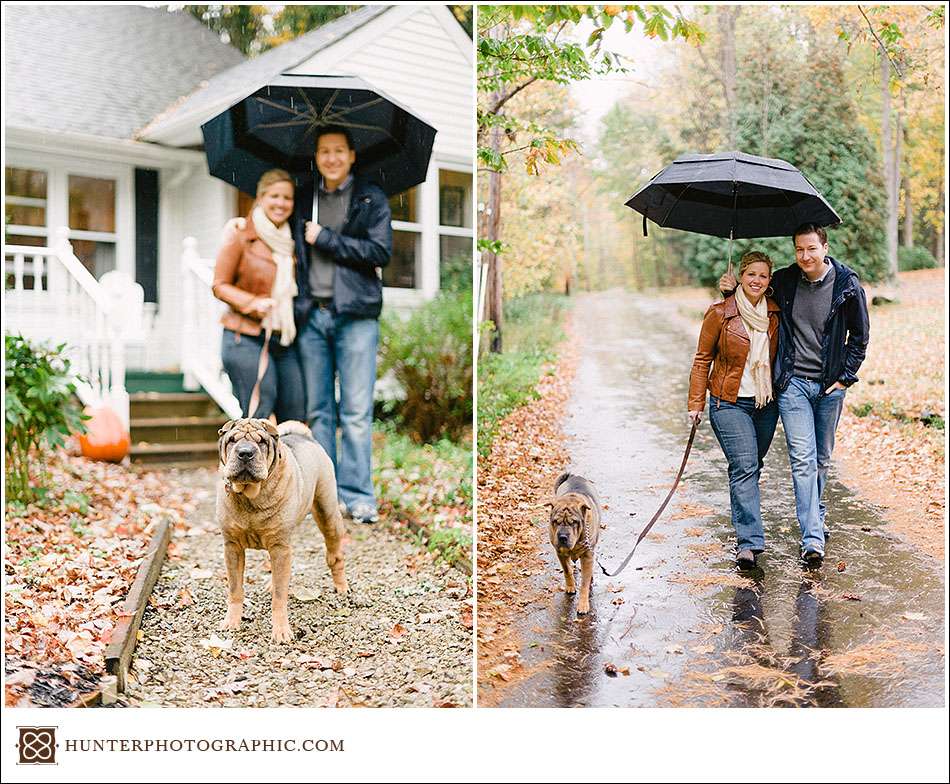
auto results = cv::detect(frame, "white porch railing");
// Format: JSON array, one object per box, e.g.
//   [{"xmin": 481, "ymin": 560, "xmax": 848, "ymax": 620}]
[
  {"xmin": 3, "ymin": 227, "xmax": 142, "ymax": 429},
  {"xmin": 180, "ymin": 237, "xmax": 242, "ymax": 420}
]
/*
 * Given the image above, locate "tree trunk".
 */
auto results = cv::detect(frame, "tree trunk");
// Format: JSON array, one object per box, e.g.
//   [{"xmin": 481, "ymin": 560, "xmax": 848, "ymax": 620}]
[
  {"xmin": 881, "ymin": 56, "xmax": 899, "ymax": 280},
  {"xmin": 901, "ymin": 94, "xmax": 913, "ymax": 249},
  {"xmin": 718, "ymin": 7, "xmax": 739, "ymax": 149},
  {"xmin": 903, "ymin": 174, "xmax": 914, "ymax": 249},
  {"xmin": 483, "ymin": 115, "xmax": 504, "ymax": 353}
]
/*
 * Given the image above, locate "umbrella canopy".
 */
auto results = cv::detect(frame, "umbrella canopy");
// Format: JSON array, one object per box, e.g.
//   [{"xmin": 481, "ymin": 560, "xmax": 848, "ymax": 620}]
[
  {"xmin": 201, "ymin": 74, "xmax": 437, "ymax": 197},
  {"xmin": 625, "ymin": 151, "xmax": 841, "ymax": 239}
]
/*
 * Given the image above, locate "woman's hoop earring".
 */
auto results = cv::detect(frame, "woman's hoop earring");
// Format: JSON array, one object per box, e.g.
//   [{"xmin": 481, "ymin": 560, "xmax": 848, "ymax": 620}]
[{"xmin": 766, "ymin": 286, "xmax": 774, "ymax": 297}]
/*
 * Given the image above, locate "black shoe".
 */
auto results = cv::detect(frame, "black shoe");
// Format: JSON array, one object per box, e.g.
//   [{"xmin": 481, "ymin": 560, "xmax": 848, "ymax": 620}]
[
  {"xmin": 736, "ymin": 549, "xmax": 757, "ymax": 570},
  {"xmin": 802, "ymin": 550, "xmax": 824, "ymax": 569}
]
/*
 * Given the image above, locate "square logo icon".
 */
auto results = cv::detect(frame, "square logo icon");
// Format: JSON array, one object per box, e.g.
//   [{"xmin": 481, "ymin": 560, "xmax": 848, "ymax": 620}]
[{"xmin": 17, "ymin": 726, "xmax": 57, "ymax": 765}]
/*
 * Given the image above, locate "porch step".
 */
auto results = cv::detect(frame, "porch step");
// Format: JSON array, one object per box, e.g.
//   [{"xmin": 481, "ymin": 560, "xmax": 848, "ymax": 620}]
[
  {"xmin": 130, "ymin": 416, "xmax": 224, "ymax": 444},
  {"xmin": 126, "ymin": 371, "xmax": 186, "ymax": 394},
  {"xmin": 130, "ymin": 392, "xmax": 223, "ymax": 419},
  {"xmin": 129, "ymin": 441, "xmax": 220, "ymax": 465},
  {"xmin": 129, "ymin": 392, "xmax": 228, "ymax": 465}
]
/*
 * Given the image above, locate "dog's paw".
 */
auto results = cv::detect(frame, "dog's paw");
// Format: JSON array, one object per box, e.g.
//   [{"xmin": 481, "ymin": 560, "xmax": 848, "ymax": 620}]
[
  {"xmin": 221, "ymin": 606, "xmax": 243, "ymax": 631},
  {"xmin": 271, "ymin": 621, "xmax": 294, "ymax": 644},
  {"xmin": 565, "ymin": 586, "xmax": 577, "ymax": 596}
]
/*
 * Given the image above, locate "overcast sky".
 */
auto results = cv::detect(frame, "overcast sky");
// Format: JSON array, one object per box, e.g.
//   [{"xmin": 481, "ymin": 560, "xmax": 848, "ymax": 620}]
[{"xmin": 569, "ymin": 13, "xmax": 694, "ymax": 152}]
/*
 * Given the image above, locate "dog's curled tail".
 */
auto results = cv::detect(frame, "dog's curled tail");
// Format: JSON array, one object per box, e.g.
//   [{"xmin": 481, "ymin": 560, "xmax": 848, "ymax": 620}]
[
  {"xmin": 554, "ymin": 471, "xmax": 573, "ymax": 491},
  {"xmin": 277, "ymin": 420, "xmax": 313, "ymax": 440}
]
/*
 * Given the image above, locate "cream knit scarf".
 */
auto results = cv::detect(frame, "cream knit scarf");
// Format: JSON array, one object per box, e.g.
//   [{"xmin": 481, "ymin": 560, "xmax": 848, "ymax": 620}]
[
  {"xmin": 735, "ymin": 286, "xmax": 772, "ymax": 407},
  {"xmin": 251, "ymin": 205, "xmax": 297, "ymax": 346}
]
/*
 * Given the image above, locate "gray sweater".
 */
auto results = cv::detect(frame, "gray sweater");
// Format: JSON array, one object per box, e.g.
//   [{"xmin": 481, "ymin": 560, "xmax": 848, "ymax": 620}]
[
  {"xmin": 308, "ymin": 177, "xmax": 352, "ymax": 299},
  {"xmin": 791, "ymin": 263, "xmax": 836, "ymax": 379}
]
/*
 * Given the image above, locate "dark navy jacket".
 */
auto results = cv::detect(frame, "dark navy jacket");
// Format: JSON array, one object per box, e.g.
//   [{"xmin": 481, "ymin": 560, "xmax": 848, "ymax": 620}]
[
  {"xmin": 769, "ymin": 256, "xmax": 870, "ymax": 393},
  {"xmin": 291, "ymin": 175, "xmax": 393, "ymax": 321}
]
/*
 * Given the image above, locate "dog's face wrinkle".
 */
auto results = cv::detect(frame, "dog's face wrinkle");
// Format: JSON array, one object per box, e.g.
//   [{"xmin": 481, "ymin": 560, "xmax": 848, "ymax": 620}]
[
  {"xmin": 267, "ymin": 432, "xmax": 280, "ymax": 473},
  {"xmin": 550, "ymin": 507, "xmax": 584, "ymax": 549},
  {"xmin": 222, "ymin": 423, "xmax": 269, "ymax": 482}
]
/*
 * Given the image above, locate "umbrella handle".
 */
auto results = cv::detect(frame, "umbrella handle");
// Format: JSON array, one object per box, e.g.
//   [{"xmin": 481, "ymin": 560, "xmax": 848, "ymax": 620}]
[
  {"xmin": 726, "ymin": 182, "xmax": 738, "ymax": 279},
  {"xmin": 726, "ymin": 232, "xmax": 734, "ymax": 279}
]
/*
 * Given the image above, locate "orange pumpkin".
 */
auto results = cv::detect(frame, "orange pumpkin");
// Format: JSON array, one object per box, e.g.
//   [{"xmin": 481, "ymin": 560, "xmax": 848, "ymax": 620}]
[{"xmin": 78, "ymin": 406, "xmax": 130, "ymax": 462}]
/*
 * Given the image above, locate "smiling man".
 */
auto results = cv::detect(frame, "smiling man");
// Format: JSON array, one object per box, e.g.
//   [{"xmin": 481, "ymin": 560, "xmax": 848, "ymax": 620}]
[
  {"xmin": 291, "ymin": 125, "xmax": 393, "ymax": 525},
  {"xmin": 722, "ymin": 223, "xmax": 870, "ymax": 566}
]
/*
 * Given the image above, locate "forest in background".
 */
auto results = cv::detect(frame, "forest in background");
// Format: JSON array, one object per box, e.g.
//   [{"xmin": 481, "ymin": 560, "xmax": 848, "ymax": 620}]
[{"xmin": 480, "ymin": 5, "xmax": 945, "ymax": 303}]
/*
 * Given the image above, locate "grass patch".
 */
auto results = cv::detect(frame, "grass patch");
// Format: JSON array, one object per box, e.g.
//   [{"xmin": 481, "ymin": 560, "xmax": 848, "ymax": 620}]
[
  {"xmin": 849, "ymin": 401, "xmax": 944, "ymax": 429},
  {"xmin": 477, "ymin": 293, "xmax": 572, "ymax": 456},
  {"xmin": 373, "ymin": 423, "xmax": 472, "ymax": 557},
  {"xmin": 423, "ymin": 527, "xmax": 471, "ymax": 566}
]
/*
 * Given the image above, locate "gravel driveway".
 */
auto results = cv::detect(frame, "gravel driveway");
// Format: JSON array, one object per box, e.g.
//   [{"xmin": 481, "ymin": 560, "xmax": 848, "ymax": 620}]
[{"xmin": 124, "ymin": 467, "xmax": 472, "ymax": 708}]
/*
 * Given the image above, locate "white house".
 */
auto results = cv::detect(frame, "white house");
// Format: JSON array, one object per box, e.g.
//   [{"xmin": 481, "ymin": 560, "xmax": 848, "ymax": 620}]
[{"xmin": 4, "ymin": 4, "xmax": 473, "ymax": 425}]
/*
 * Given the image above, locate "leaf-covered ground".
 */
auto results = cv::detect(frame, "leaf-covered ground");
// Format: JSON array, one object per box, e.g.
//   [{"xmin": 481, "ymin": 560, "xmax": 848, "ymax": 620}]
[
  {"xmin": 655, "ymin": 268, "xmax": 946, "ymax": 562},
  {"xmin": 476, "ymin": 319, "xmax": 578, "ymax": 703},
  {"xmin": 6, "ymin": 425, "xmax": 475, "ymax": 707},
  {"xmin": 126, "ymin": 467, "xmax": 472, "ymax": 708},
  {"xmin": 4, "ymin": 451, "xmax": 196, "ymax": 706},
  {"xmin": 833, "ymin": 269, "xmax": 945, "ymax": 560}
]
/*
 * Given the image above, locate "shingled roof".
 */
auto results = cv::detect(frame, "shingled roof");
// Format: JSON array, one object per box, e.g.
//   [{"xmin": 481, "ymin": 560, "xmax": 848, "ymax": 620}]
[
  {"xmin": 139, "ymin": 5, "xmax": 390, "ymax": 141},
  {"xmin": 3, "ymin": 5, "xmax": 245, "ymax": 140}
]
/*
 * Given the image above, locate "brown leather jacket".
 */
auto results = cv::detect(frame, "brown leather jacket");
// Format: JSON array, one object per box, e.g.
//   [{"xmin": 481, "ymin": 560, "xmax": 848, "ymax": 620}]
[
  {"xmin": 688, "ymin": 294, "xmax": 781, "ymax": 411},
  {"xmin": 212, "ymin": 214, "xmax": 293, "ymax": 337}
]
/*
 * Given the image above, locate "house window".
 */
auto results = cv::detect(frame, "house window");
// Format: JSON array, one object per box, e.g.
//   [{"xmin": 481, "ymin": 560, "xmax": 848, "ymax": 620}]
[
  {"xmin": 5, "ymin": 167, "xmax": 49, "ymax": 289},
  {"xmin": 439, "ymin": 169, "xmax": 472, "ymax": 229},
  {"xmin": 440, "ymin": 235, "xmax": 472, "ymax": 290},
  {"xmin": 386, "ymin": 185, "xmax": 420, "ymax": 289},
  {"xmin": 438, "ymin": 168, "xmax": 473, "ymax": 291},
  {"xmin": 5, "ymin": 157, "xmax": 131, "ymax": 287},
  {"xmin": 68, "ymin": 175, "xmax": 117, "ymax": 279},
  {"xmin": 5, "ymin": 167, "xmax": 48, "ymax": 247}
]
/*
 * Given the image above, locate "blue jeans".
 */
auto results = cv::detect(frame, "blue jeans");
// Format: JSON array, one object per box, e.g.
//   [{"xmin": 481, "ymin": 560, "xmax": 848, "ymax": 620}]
[
  {"xmin": 220, "ymin": 329, "xmax": 305, "ymax": 421},
  {"xmin": 708, "ymin": 395, "xmax": 779, "ymax": 552},
  {"xmin": 777, "ymin": 376, "xmax": 846, "ymax": 555},
  {"xmin": 297, "ymin": 306, "xmax": 379, "ymax": 510}
]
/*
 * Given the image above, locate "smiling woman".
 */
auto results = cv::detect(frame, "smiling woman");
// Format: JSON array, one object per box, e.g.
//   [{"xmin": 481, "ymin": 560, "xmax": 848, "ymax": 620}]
[
  {"xmin": 688, "ymin": 251, "xmax": 780, "ymax": 568},
  {"xmin": 212, "ymin": 169, "xmax": 306, "ymax": 424}
]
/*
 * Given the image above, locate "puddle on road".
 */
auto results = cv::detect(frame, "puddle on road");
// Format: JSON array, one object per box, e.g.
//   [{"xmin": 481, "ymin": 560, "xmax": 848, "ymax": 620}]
[{"xmin": 498, "ymin": 291, "xmax": 944, "ymax": 708}]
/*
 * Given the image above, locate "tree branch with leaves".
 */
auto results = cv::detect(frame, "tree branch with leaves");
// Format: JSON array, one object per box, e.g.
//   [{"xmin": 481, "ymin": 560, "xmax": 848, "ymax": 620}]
[{"xmin": 476, "ymin": 5, "xmax": 704, "ymax": 351}]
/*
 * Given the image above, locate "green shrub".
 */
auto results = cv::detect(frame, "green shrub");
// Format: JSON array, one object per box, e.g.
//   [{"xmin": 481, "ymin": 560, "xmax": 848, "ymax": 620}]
[
  {"xmin": 5, "ymin": 335, "xmax": 88, "ymax": 503},
  {"xmin": 379, "ymin": 290, "xmax": 473, "ymax": 443},
  {"xmin": 898, "ymin": 245, "xmax": 938, "ymax": 272},
  {"xmin": 477, "ymin": 293, "xmax": 570, "ymax": 456}
]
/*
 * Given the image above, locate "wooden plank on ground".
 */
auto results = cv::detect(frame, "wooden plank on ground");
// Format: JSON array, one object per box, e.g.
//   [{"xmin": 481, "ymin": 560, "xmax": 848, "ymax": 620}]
[{"xmin": 104, "ymin": 518, "xmax": 172, "ymax": 691}]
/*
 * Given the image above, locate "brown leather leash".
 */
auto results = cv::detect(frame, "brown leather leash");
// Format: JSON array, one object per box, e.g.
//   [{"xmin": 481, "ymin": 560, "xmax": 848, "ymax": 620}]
[
  {"xmin": 599, "ymin": 422, "xmax": 698, "ymax": 578},
  {"xmin": 247, "ymin": 326, "xmax": 273, "ymax": 417}
]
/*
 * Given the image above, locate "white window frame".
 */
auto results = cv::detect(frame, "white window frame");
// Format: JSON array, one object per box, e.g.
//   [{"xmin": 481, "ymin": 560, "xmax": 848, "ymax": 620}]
[
  {"xmin": 4, "ymin": 151, "xmax": 134, "ymax": 280},
  {"xmin": 4, "ymin": 167, "xmax": 51, "ymax": 246},
  {"xmin": 383, "ymin": 160, "xmax": 473, "ymax": 305},
  {"xmin": 435, "ymin": 162, "xmax": 474, "ymax": 293},
  {"xmin": 387, "ymin": 221, "xmax": 422, "ymax": 292},
  {"xmin": 388, "ymin": 177, "xmax": 423, "ymax": 292}
]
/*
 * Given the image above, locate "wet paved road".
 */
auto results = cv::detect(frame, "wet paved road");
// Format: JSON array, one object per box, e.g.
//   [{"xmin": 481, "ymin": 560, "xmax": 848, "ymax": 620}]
[{"xmin": 498, "ymin": 290, "xmax": 944, "ymax": 708}]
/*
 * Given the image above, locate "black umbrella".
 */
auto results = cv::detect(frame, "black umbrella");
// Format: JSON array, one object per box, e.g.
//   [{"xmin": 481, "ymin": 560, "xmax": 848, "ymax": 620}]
[
  {"xmin": 201, "ymin": 74, "xmax": 437, "ymax": 197},
  {"xmin": 625, "ymin": 151, "xmax": 840, "ymax": 270}
]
